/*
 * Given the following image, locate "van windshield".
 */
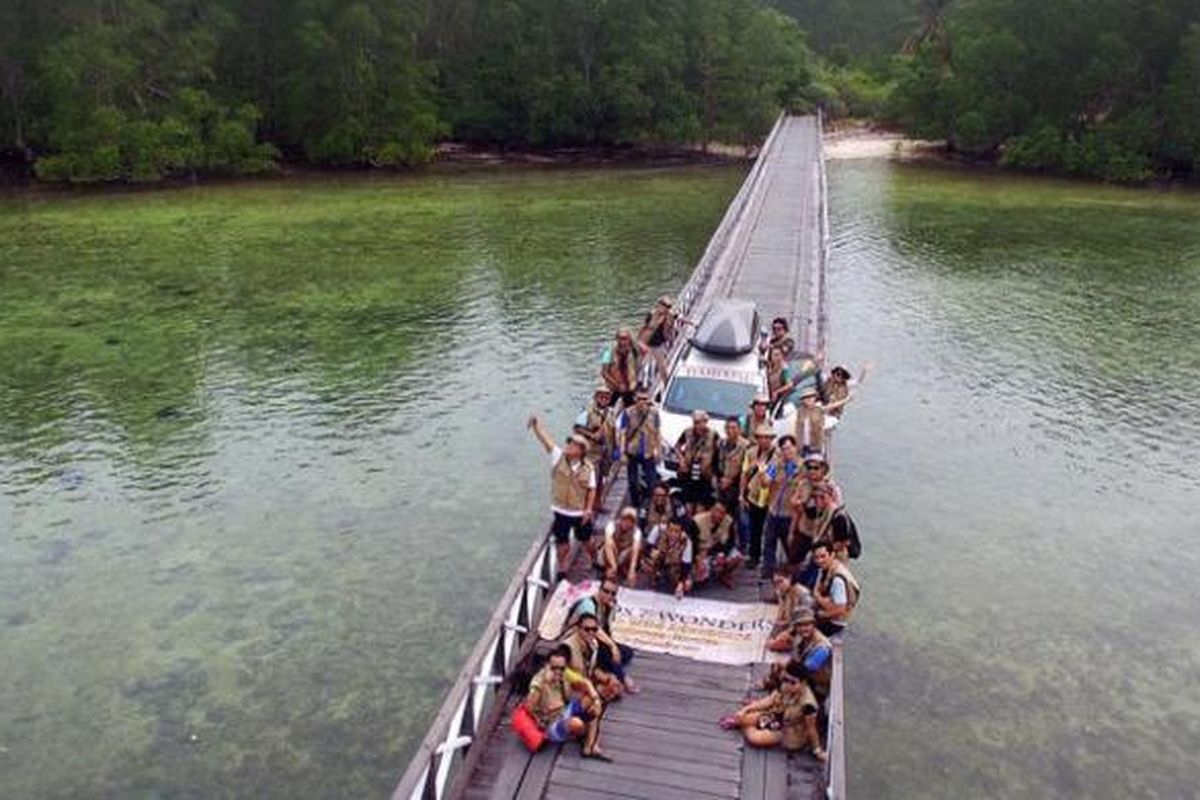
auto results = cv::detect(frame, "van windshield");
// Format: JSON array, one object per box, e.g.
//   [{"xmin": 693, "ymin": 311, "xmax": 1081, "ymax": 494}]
[{"xmin": 664, "ymin": 377, "xmax": 758, "ymax": 419}]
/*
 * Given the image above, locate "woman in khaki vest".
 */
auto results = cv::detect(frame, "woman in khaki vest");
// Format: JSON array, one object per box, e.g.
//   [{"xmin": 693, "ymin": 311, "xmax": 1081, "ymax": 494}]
[{"xmin": 719, "ymin": 659, "xmax": 825, "ymax": 762}]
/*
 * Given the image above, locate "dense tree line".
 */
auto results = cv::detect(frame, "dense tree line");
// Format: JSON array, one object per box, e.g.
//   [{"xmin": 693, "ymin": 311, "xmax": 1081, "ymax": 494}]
[
  {"xmin": 0, "ymin": 0, "xmax": 820, "ymax": 183},
  {"xmin": 890, "ymin": 0, "xmax": 1200, "ymax": 182}
]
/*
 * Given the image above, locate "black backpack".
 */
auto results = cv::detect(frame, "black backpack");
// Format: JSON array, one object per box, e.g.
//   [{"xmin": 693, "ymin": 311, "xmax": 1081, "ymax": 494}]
[{"xmin": 832, "ymin": 508, "xmax": 863, "ymax": 559}]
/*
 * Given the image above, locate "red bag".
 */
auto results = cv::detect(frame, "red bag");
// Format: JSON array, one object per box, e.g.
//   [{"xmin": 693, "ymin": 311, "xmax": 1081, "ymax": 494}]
[{"xmin": 511, "ymin": 705, "xmax": 546, "ymax": 752}]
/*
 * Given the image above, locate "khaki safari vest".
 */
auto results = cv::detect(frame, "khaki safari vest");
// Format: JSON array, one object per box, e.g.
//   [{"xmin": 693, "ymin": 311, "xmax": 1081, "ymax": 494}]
[
  {"xmin": 679, "ymin": 427, "xmax": 720, "ymax": 479},
  {"xmin": 551, "ymin": 455, "xmax": 593, "ymax": 512},
  {"xmin": 817, "ymin": 562, "xmax": 860, "ymax": 620}
]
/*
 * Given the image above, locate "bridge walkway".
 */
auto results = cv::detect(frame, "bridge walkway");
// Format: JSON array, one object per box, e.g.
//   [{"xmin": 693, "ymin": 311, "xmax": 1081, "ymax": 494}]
[{"xmin": 392, "ymin": 113, "xmax": 835, "ymax": 800}]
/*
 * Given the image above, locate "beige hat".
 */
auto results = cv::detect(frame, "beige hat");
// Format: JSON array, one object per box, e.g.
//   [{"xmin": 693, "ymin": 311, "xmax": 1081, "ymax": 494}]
[
  {"xmin": 751, "ymin": 392, "xmax": 770, "ymax": 406},
  {"xmin": 692, "ymin": 409, "xmax": 709, "ymax": 422},
  {"xmin": 594, "ymin": 384, "xmax": 612, "ymax": 395},
  {"xmin": 753, "ymin": 424, "xmax": 775, "ymax": 438},
  {"xmin": 658, "ymin": 295, "xmax": 674, "ymax": 307},
  {"xmin": 568, "ymin": 433, "xmax": 590, "ymax": 447},
  {"xmin": 618, "ymin": 506, "xmax": 638, "ymax": 520},
  {"xmin": 799, "ymin": 386, "xmax": 818, "ymax": 399}
]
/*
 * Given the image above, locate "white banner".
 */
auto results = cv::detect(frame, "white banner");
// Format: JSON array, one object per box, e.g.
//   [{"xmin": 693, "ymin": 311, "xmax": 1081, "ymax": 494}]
[{"xmin": 537, "ymin": 580, "xmax": 777, "ymax": 665}]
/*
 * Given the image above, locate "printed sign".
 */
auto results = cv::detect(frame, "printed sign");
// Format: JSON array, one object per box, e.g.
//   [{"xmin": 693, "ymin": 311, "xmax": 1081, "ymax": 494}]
[{"xmin": 537, "ymin": 580, "xmax": 777, "ymax": 665}]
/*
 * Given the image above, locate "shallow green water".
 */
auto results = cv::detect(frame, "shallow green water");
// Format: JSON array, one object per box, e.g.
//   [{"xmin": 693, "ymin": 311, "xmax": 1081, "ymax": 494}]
[
  {"xmin": 829, "ymin": 162, "xmax": 1200, "ymax": 798},
  {"xmin": 3, "ymin": 160, "xmax": 1199, "ymax": 799},
  {"xmin": 0, "ymin": 167, "xmax": 744, "ymax": 798}
]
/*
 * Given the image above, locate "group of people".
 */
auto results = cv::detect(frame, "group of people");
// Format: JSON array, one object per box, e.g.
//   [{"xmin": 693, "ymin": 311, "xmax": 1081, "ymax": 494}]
[{"xmin": 520, "ymin": 295, "xmax": 866, "ymax": 764}]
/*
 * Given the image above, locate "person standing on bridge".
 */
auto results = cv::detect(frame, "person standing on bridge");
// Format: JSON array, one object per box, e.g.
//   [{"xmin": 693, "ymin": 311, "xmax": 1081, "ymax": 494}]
[
  {"xmin": 528, "ymin": 416, "xmax": 596, "ymax": 583},
  {"xmin": 716, "ymin": 417, "xmax": 747, "ymax": 516},
  {"xmin": 767, "ymin": 346, "xmax": 796, "ymax": 408},
  {"xmin": 675, "ymin": 409, "xmax": 720, "ymax": 512},
  {"xmin": 617, "ymin": 386, "xmax": 660, "ymax": 508},
  {"xmin": 638, "ymin": 295, "xmax": 679, "ymax": 348},
  {"xmin": 794, "ymin": 386, "xmax": 827, "ymax": 456},
  {"xmin": 753, "ymin": 434, "xmax": 803, "ymax": 577},
  {"xmin": 821, "ymin": 364, "xmax": 867, "ymax": 420},
  {"xmin": 575, "ymin": 384, "xmax": 616, "ymax": 512},
  {"xmin": 740, "ymin": 423, "xmax": 776, "ymax": 569},
  {"xmin": 764, "ymin": 317, "xmax": 796, "ymax": 359},
  {"xmin": 600, "ymin": 328, "xmax": 648, "ymax": 406}
]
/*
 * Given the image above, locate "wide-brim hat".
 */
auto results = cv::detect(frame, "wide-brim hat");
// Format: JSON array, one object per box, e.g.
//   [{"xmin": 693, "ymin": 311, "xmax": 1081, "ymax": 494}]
[
  {"xmin": 791, "ymin": 608, "xmax": 817, "ymax": 626},
  {"xmin": 594, "ymin": 383, "xmax": 612, "ymax": 395},
  {"xmin": 799, "ymin": 386, "xmax": 818, "ymax": 399},
  {"xmin": 753, "ymin": 424, "xmax": 775, "ymax": 438},
  {"xmin": 750, "ymin": 392, "xmax": 770, "ymax": 406},
  {"xmin": 568, "ymin": 433, "xmax": 590, "ymax": 447}
]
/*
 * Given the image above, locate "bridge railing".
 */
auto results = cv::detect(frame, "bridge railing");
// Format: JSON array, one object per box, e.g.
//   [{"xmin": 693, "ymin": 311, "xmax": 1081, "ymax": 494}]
[
  {"xmin": 641, "ymin": 112, "xmax": 789, "ymax": 395},
  {"xmin": 825, "ymin": 637, "xmax": 847, "ymax": 800},
  {"xmin": 390, "ymin": 534, "xmax": 560, "ymax": 800}
]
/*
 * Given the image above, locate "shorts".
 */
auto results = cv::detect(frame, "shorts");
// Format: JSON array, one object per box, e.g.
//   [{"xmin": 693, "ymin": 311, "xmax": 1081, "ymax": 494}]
[
  {"xmin": 545, "ymin": 697, "xmax": 586, "ymax": 743},
  {"xmin": 551, "ymin": 512, "xmax": 594, "ymax": 544}
]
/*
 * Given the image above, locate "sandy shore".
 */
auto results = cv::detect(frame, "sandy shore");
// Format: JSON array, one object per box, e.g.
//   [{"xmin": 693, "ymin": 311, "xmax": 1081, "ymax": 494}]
[{"xmin": 823, "ymin": 126, "xmax": 943, "ymax": 161}]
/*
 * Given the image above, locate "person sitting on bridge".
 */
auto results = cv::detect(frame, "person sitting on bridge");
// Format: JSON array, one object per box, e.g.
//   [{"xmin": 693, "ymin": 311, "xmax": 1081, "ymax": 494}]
[
  {"xmin": 567, "ymin": 578, "xmax": 640, "ymax": 696},
  {"xmin": 600, "ymin": 327, "xmax": 648, "ymax": 406},
  {"xmin": 692, "ymin": 500, "xmax": 743, "ymax": 589},
  {"xmin": 820, "ymin": 364, "xmax": 867, "ymax": 420},
  {"xmin": 598, "ymin": 506, "xmax": 643, "ymax": 587},
  {"xmin": 643, "ymin": 516, "xmax": 694, "ymax": 598},
  {"xmin": 759, "ymin": 607, "xmax": 832, "ymax": 703},
  {"xmin": 563, "ymin": 611, "xmax": 625, "ymax": 703},
  {"xmin": 767, "ymin": 567, "xmax": 814, "ymax": 652},
  {"xmin": 675, "ymin": 409, "xmax": 721, "ymax": 513},
  {"xmin": 617, "ymin": 386, "xmax": 660, "ymax": 509},
  {"xmin": 719, "ymin": 659, "xmax": 825, "ymax": 762},
  {"xmin": 527, "ymin": 416, "xmax": 596, "ymax": 583},
  {"xmin": 638, "ymin": 295, "xmax": 679, "ymax": 348},
  {"xmin": 762, "ymin": 317, "xmax": 796, "ymax": 359},
  {"xmin": 766, "ymin": 346, "xmax": 796, "ymax": 408},
  {"xmin": 523, "ymin": 643, "xmax": 609, "ymax": 759},
  {"xmin": 812, "ymin": 540, "xmax": 860, "ymax": 638},
  {"xmin": 638, "ymin": 483, "xmax": 677, "ymax": 535},
  {"xmin": 794, "ymin": 386, "xmax": 826, "ymax": 457},
  {"xmin": 575, "ymin": 384, "xmax": 615, "ymax": 512}
]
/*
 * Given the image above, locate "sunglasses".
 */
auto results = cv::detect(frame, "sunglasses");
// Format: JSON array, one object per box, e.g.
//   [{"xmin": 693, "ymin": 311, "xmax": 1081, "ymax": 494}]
[
  {"xmin": 804, "ymin": 463, "xmax": 823, "ymax": 470},
  {"xmin": 582, "ymin": 626, "xmax": 599, "ymax": 633}
]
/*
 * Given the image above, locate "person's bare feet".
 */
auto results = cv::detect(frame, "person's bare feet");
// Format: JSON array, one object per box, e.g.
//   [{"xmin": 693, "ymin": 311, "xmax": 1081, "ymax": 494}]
[{"xmin": 623, "ymin": 677, "xmax": 640, "ymax": 694}]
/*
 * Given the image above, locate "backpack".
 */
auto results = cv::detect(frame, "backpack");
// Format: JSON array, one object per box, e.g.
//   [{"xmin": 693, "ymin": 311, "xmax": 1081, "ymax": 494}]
[{"xmin": 833, "ymin": 508, "xmax": 863, "ymax": 559}]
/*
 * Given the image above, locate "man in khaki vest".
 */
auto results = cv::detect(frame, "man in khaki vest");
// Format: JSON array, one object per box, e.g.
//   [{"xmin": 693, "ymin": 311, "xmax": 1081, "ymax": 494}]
[
  {"xmin": 675, "ymin": 409, "xmax": 720, "ymax": 511},
  {"xmin": 528, "ymin": 415, "xmax": 597, "ymax": 583},
  {"xmin": 812, "ymin": 540, "xmax": 860, "ymax": 637},
  {"xmin": 617, "ymin": 387, "xmax": 660, "ymax": 508},
  {"xmin": 576, "ymin": 384, "xmax": 615, "ymax": 511},
  {"xmin": 600, "ymin": 328, "xmax": 648, "ymax": 406},
  {"xmin": 692, "ymin": 500, "xmax": 743, "ymax": 588}
]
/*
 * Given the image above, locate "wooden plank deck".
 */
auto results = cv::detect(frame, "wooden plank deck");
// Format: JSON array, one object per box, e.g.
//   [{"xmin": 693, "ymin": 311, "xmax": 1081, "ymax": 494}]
[
  {"xmin": 398, "ymin": 113, "xmax": 835, "ymax": 800},
  {"xmin": 458, "ymin": 554, "xmax": 825, "ymax": 800}
]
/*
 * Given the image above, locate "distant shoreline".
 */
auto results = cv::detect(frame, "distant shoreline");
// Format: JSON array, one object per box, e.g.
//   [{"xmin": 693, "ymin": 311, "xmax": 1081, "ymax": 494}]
[{"xmin": 0, "ymin": 143, "xmax": 750, "ymax": 197}]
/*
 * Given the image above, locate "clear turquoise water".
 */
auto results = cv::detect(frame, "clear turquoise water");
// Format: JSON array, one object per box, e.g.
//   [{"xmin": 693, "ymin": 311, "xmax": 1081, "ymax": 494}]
[{"xmin": 3, "ymin": 158, "xmax": 1199, "ymax": 799}]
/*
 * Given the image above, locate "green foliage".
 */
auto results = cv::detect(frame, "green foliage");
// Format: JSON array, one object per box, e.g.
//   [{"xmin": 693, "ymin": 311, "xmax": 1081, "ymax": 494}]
[{"xmin": 890, "ymin": 0, "xmax": 1200, "ymax": 182}]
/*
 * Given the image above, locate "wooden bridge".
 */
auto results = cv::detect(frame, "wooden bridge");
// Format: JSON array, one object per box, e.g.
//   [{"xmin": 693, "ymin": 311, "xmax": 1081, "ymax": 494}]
[{"xmin": 392, "ymin": 113, "xmax": 840, "ymax": 800}]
